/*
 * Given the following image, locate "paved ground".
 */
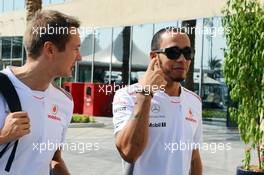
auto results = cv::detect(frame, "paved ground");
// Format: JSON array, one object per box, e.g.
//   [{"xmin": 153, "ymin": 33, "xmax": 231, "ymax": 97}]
[{"xmin": 63, "ymin": 117, "xmax": 253, "ymax": 175}]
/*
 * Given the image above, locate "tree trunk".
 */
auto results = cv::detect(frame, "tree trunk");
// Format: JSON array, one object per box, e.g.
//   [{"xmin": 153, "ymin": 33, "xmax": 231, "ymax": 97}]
[
  {"xmin": 182, "ymin": 20, "xmax": 196, "ymax": 91},
  {"xmin": 26, "ymin": 0, "xmax": 42, "ymax": 22}
]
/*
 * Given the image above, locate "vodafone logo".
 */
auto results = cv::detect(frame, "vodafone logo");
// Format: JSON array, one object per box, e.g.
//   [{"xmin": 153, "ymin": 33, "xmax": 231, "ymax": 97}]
[
  {"xmin": 185, "ymin": 108, "xmax": 197, "ymax": 123},
  {"xmin": 52, "ymin": 104, "xmax": 58, "ymax": 115},
  {"xmin": 48, "ymin": 104, "xmax": 61, "ymax": 121},
  {"xmin": 188, "ymin": 109, "xmax": 193, "ymax": 116}
]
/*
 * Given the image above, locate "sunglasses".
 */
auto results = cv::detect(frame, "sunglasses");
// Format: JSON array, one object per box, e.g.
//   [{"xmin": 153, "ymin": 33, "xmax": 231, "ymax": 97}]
[{"xmin": 153, "ymin": 46, "xmax": 192, "ymax": 60}]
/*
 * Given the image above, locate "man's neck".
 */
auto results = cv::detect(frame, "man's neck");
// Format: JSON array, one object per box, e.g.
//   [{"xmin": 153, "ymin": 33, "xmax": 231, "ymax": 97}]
[
  {"xmin": 11, "ymin": 61, "xmax": 54, "ymax": 91},
  {"xmin": 164, "ymin": 81, "xmax": 181, "ymax": 96}
]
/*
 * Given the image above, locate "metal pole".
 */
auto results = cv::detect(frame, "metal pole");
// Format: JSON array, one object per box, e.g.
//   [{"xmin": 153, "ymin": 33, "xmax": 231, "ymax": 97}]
[
  {"xmin": 91, "ymin": 27, "xmax": 95, "ymax": 83},
  {"xmin": 74, "ymin": 61, "xmax": 78, "ymax": 82},
  {"xmin": 21, "ymin": 38, "xmax": 24, "ymax": 65},
  {"xmin": 128, "ymin": 26, "xmax": 133, "ymax": 85},
  {"xmin": 0, "ymin": 38, "xmax": 2, "ymax": 68},
  {"xmin": 152, "ymin": 23, "xmax": 155, "ymax": 36},
  {"xmin": 109, "ymin": 27, "xmax": 114, "ymax": 84},
  {"xmin": 10, "ymin": 37, "xmax": 13, "ymax": 65},
  {"xmin": 199, "ymin": 18, "xmax": 205, "ymax": 97}
]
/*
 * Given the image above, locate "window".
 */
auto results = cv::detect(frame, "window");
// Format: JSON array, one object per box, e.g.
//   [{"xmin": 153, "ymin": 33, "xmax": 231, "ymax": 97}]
[
  {"xmin": 194, "ymin": 17, "xmax": 228, "ymax": 110},
  {"xmin": 2, "ymin": 37, "xmax": 11, "ymax": 59},
  {"xmin": 0, "ymin": 0, "xmax": 3, "ymax": 13},
  {"xmin": 3, "ymin": 0, "xmax": 13, "ymax": 12},
  {"xmin": 43, "ymin": 0, "xmax": 50, "ymax": 5},
  {"xmin": 154, "ymin": 21, "xmax": 179, "ymax": 33},
  {"xmin": 109, "ymin": 27, "xmax": 126, "ymax": 84},
  {"xmin": 94, "ymin": 28, "xmax": 112, "ymax": 63},
  {"xmin": 78, "ymin": 28, "xmax": 94, "ymax": 82},
  {"xmin": 93, "ymin": 28, "xmax": 112, "ymax": 83},
  {"xmin": 11, "ymin": 60, "xmax": 22, "ymax": 67},
  {"xmin": 78, "ymin": 64, "xmax": 92, "ymax": 82},
  {"xmin": 130, "ymin": 24, "xmax": 153, "ymax": 84},
  {"xmin": 80, "ymin": 28, "xmax": 94, "ymax": 61},
  {"xmin": 14, "ymin": 0, "xmax": 24, "ymax": 11},
  {"xmin": 12, "ymin": 37, "xmax": 22, "ymax": 58},
  {"xmin": 51, "ymin": 0, "xmax": 65, "ymax": 4},
  {"xmin": 131, "ymin": 24, "xmax": 152, "ymax": 69}
]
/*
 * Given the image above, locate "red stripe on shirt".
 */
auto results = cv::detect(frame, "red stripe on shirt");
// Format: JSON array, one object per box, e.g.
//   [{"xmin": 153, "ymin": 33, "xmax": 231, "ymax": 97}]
[
  {"xmin": 51, "ymin": 82, "xmax": 73, "ymax": 101},
  {"xmin": 183, "ymin": 89, "xmax": 201, "ymax": 102}
]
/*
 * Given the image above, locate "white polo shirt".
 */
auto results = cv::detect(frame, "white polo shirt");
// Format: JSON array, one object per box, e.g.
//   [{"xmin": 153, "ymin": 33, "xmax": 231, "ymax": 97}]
[
  {"xmin": 0, "ymin": 67, "xmax": 73, "ymax": 175},
  {"xmin": 113, "ymin": 84, "xmax": 203, "ymax": 175}
]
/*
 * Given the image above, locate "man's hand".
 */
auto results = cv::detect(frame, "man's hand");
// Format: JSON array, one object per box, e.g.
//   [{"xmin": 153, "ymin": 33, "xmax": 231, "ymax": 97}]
[
  {"xmin": 191, "ymin": 149, "xmax": 202, "ymax": 175},
  {"xmin": 0, "ymin": 112, "xmax": 30, "ymax": 144},
  {"xmin": 139, "ymin": 58, "xmax": 167, "ymax": 93},
  {"xmin": 52, "ymin": 149, "xmax": 70, "ymax": 175},
  {"xmin": 115, "ymin": 58, "xmax": 167, "ymax": 163}
]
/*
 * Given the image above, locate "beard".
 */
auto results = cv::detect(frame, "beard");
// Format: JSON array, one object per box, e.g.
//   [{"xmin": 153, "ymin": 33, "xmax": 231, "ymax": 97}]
[
  {"xmin": 171, "ymin": 77, "xmax": 185, "ymax": 82},
  {"xmin": 164, "ymin": 69, "xmax": 186, "ymax": 82}
]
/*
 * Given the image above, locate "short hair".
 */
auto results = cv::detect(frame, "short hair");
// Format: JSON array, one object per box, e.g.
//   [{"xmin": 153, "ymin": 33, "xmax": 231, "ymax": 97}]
[
  {"xmin": 151, "ymin": 27, "xmax": 186, "ymax": 51},
  {"xmin": 23, "ymin": 10, "xmax": 80, "ymax": 59}
]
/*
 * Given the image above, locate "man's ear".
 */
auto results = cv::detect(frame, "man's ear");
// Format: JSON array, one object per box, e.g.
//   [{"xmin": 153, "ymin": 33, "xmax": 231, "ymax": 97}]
[
  {"xmin": 150, "ymin": 51, "xmax": 158, "ymax": 60},
  {"xmin": 43, "ymin": 41, "xmax": 55, "ymax": 57}
]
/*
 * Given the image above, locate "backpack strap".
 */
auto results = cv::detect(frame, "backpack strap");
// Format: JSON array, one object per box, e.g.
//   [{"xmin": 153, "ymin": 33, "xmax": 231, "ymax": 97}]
[
  {"xmin": 0, "ymin": 73, "xmax": 22, "ymax": 112},
  {"xmin": 0, "ymin": 72, "xmax": 21, "ymax": 172}
]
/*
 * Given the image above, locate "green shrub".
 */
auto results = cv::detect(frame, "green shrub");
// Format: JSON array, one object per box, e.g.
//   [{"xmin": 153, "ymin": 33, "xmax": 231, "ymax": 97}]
[
  {"xmin": 202, "ymin": 109, "xmax": 226, "ymax": 119},
  {"xmin": 71, "ymin": 114, "xmax": 91, "ymax": 123}
]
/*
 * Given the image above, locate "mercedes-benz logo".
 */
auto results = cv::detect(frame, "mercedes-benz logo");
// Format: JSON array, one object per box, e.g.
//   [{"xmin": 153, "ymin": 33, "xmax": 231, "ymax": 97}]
[{"xmin": 151, "ymin": 104, "xmax": 160, "ymax": 113}]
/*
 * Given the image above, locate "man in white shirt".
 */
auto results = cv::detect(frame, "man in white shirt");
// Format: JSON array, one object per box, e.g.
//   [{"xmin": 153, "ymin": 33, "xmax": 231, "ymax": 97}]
[
  {"xmin": 113, "ymin": 27, "xmax": 203, "ymax": 175},
  {"xmin": 0, "ymin": 10, "xmax": 81, "ymax": 175}
]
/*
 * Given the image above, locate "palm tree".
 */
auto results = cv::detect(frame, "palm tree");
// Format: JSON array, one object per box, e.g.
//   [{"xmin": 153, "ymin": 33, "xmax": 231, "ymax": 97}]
[
  {"xmin": 208, "ymin": 56, "xmax": 222, "ymax": 79},
  {"xmin": 26, "ymin": 0, "xmax": 42, "ymax": 22}
]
